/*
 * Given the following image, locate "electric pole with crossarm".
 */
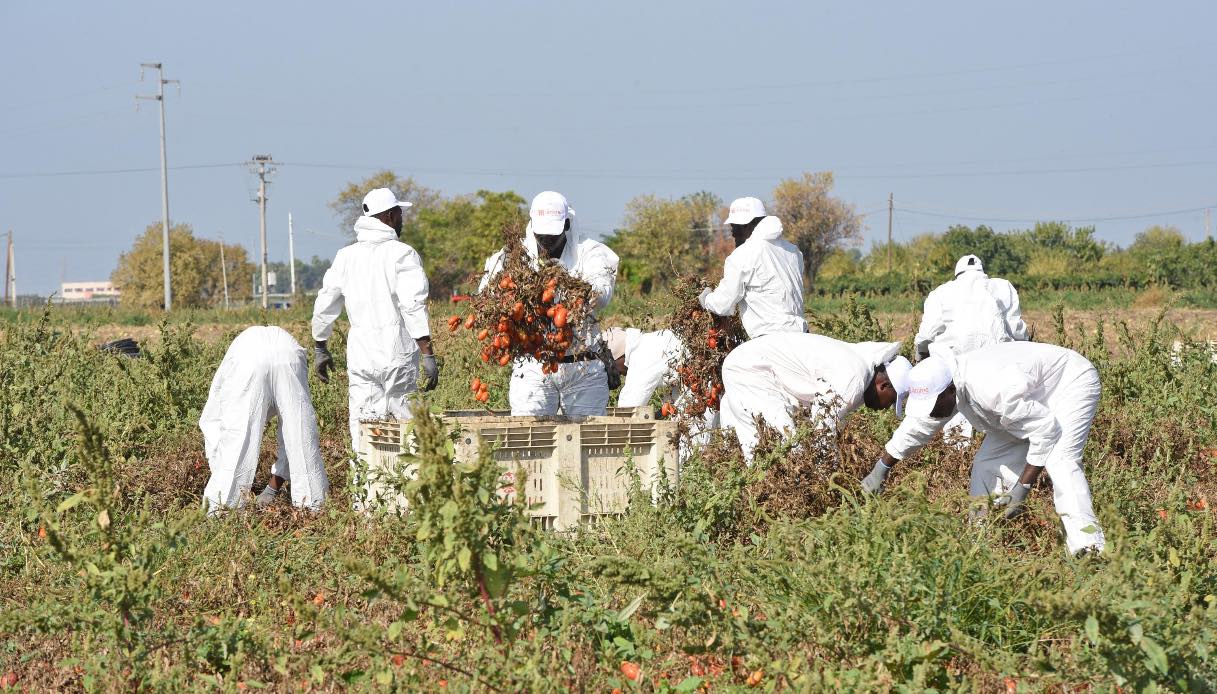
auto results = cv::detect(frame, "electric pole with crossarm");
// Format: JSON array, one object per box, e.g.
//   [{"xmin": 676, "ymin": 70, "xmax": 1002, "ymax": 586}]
[{"xmin": 136, "ymin": 62, "xmax": 180, "ymax": 311}]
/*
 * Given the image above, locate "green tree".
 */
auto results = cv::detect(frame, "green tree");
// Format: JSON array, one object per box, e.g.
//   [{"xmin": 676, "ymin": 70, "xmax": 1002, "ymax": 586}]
[
  {"xmin": 770, "ymin": 172, "xmax": 862, "ymax": 286},
  {"xmin": 405, "ymin": 190, "xmax": 528, "ymax": 296},
  {"xmin": 608, "ymin": 191, "xmax": 723, "ymax": 293},
  {"xmin": 111, "ymin": 223, "xmax": 253, "ymax": 309},
  {"xmin": 266, "ymin": 256, "xmax": 332, "ymax": 293},
  {"xmin": 330, "ymin": 170, "xmax": 441, "ymax": 237},
  {"xmin": 939, "ymin": 224, "xmax": 1029, "ymax": 276}
]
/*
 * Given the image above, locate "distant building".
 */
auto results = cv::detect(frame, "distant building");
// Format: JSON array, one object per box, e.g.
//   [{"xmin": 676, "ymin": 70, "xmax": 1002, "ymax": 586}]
[{"xmin": 61, "ymin": 281, "xmax": 121, "ymax": 303}]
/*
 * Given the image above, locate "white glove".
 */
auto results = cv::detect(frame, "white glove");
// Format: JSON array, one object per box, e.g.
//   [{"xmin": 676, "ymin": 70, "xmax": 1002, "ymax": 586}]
[{"xmin": 698, "ymin": 287, "xmax": 712, "ymax": 308}]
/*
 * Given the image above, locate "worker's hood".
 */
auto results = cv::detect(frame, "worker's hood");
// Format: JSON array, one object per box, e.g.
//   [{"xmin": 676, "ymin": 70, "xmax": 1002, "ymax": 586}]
[
  {"xmin": 353, "ymin": 215, "xmax": 398, "ymax": 243},
  {"xmin": 523, "ymin": 208, "xmax": 582, "ymax": 268},
  {"xmin": 748, "ymin": 216, "xmax": 784, "ymax": 243},
  {"xmin": 849, "ymin": 341, "xmax": 903, "ymax": 369}
]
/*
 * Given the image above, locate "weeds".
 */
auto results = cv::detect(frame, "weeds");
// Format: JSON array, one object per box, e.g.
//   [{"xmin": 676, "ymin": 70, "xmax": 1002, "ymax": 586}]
[{"xmin": 0, "ymin": 301, "xmax": 1214, "ymax": 690}]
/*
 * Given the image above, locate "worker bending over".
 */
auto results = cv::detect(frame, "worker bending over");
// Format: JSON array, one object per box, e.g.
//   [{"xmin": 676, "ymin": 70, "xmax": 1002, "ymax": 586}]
[
  {"xmin": 863, "ymin": 342, "xmax": 1105, "ymax": 556},
  {"xmin": 480, "ymin": 191, "xmax": 619, "ymax": 416},
  {"xmin": 200, "ymin": 326, "xmax": 330, "ymax": 513},
  {"xmin": 699, "ymin": 197, "xmax": 807, "ymax": 338},
  {"xmin": 913, "ymin": 254, "xmax": 1028, "ymax": 442},
  {"xmin": 720, "ymin": 333, "xmax": 911, "ymax": 461}
]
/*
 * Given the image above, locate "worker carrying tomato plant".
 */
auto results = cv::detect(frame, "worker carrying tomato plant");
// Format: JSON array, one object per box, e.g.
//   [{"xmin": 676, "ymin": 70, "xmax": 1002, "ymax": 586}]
[
  {"xmin": 863, "ymin": 342, "xmax": 1106, "ymax": 556},
  {"xmin": 698, "ymin": 196, "xmax": 808, "ymax": 338},
  {"xmin": 471, "ymin": 191, "xmax": 619, "ymax": 416}
]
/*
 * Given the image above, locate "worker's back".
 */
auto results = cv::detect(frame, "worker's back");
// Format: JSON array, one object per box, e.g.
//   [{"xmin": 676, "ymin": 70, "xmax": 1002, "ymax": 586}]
[
  {"xmin": 721, "ymin": 217, "xmax": 806, "ymax": 337},
  {"xmin": 916, "ymin": 270, "xmax": 1027, "ymax": 357},
  {"xmin": 317, "ymin": 216, "xmax": 427, "ymax": 370}
]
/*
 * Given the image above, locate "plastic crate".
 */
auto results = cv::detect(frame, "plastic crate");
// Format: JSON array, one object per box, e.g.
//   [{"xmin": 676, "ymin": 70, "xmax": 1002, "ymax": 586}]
[{"xmin": 357, "ymin": 413, "xmax": 678, "ymax": 530}]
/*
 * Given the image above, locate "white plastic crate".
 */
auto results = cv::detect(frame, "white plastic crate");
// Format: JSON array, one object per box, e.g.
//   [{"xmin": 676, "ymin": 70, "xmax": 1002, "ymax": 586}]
[{"xmin": 356, "ymin": 412, "xmax": 678, "ymax": 530}]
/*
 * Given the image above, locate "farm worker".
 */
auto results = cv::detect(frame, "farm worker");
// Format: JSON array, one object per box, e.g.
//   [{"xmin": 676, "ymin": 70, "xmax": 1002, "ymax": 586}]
[
  {"xmin": 601, "ymin": 327, "xmax": 684, "ymax": 408},
  {"xmin": 479, "ymin": 191, "xmax": 619, "ymax": 416},
  {"xmin": 699, "ymin": 197, "xmax": 807, "ymax": 339},
  {"xmin": 863, "ymin": 343, "xmax": 1105, "ymax": 556},
  {"xmin": 912, "ymin": 253, "xmax": 1029, "ymax": 443},
  {"xmin": 312, "ymin": 187, "xmax": 439, "ymax": 465},
  {"xmin": 719, "ymin": 333, "xmax": 912, "ymax": 461},
  {"xmin": 199, "ymin": 326, "xmax": 330, "ymax": 514}
]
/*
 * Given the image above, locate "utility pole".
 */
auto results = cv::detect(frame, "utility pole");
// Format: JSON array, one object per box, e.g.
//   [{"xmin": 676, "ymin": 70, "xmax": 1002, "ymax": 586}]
[
  {"xmin": 218, "ymin": 233, "xmax": 231, "ymax": 310},
  {"xmin": 250, "ymin": 155, "xmax": 275, "ymax": 309},
  {"xmin": 1206, "ymin": 208, "xmax": 1212, "ymax": 242},
  {"xmin": 4, "ymin": 231, "xmax": 14, "ymax": 307},
  {"xmin": 287, "ymin": 212, "xmax": 297, "ymax": 296},
  {"xmin": 886, "ymin": 193, "xmax": 894, "ymax": 273},
  {"xmin": 136, "ymin": 63, "xmax": 179, "ymax": 311}
]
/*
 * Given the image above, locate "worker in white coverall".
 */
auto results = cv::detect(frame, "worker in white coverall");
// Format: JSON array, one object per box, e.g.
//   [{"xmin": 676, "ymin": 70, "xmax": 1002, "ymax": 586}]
[
  {"xmin": 720, "ymin": 333, "xmax": 912, "ymax": 462},
  {"xmin": 912, "ymin": 254, "xmax": 1028, "ymax": 443},
  {"xmin": 602, "ymin": 327, "xmax": 721, "ymax": 432},
  {"xmin": 862, "ymin": 342, "xmax": 1105, "ymax": 555},
  {"xmin": 699, "ymin": 197, "xmax": 807, "ymax": 339},
  {"xmin": 199, "ymin": 326, "xmax": 330, "ymax": 513},
  {"xmin": 312, "ymin": 188, "xmax": 439, "ymax": 499},
  {"xmin": 479, "ymin": 191, "xmax": 619, "ymax": 416}
]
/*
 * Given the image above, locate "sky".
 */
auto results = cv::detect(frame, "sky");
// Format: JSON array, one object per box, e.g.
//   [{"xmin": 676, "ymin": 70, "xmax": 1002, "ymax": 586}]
[{"xmin": 2, "ymin": 1, "xmax": 1216, "ymax": 296}]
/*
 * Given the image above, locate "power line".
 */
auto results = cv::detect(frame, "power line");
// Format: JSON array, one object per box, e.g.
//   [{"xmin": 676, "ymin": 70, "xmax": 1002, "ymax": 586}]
[
  {"xmin": 0, "ymin": 162, "xmax": 240, "ymax": 180},
  {"xmin": 898, "ymin": 204, "xmax": 1216, "ymax": 225}
]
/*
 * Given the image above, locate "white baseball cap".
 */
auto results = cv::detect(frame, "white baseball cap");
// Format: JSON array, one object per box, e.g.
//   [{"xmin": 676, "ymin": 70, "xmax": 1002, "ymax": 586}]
[
  {"xmin": 902, "ymin": 356, "xmax": 955, "ymax": 419},
  {"xmin": 954, "ymin": 254, "xmax": 984, "ymax": 276},
  {"xmin": 362, "ymin": 188, "xmax": 414, "ymax": 217},
  {"xmin": 725, "ymin": 197, "xmax": 767, "ymax": 225},
  {"xmin": 530, "ymin": 191, "xmax": 570, "ymax": 236},
  {"xmin": 884, "ymin": 356, "xmax": 913, "ymax": 417}
]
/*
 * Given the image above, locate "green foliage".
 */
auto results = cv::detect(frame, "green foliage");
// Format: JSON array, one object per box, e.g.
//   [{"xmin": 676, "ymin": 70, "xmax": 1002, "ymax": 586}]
[
  {"xmin": 608, "ymin": 192, "xmax": 723, "ymax": 293},
  {"xmin": 328, "ymin": 169, "xmax": 440, "ymax": 235},
  {"xmin": 404, "ymin": 189, "xmax": 528, "ymax": 296},
  {"xmin": 111, "ymin": 222, "xmax": 253, "ymax": 309},
  {"xmin": 0, "ymin": 302, "xmax": 1214, "ymax": 690}
]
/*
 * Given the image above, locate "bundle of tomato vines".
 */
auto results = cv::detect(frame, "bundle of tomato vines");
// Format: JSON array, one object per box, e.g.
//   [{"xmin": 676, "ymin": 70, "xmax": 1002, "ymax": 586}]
[
  {"xmin": 447, "ymin": 224, "xmax": 598, "ymax": 403},
  {"xmin": 665, "ymin": 274, "xmax": 747, "ymax": 417}
]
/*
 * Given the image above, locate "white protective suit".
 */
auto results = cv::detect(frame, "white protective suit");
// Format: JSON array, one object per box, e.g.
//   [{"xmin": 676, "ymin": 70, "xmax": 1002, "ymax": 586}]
[
  {"xmin": 721, "ymin": 334, "xmax": 901, "ymax": 461},
  {"xmin": 615, "ymin": 328, "xmax": 722, "ymax": 431},
  {"xmin": 945, "ymin": 342, "xmax": 1104, "ymax": 555},
  {"xmin": 700, "ymin": 217, "xmax": 807, "ymax": 338},
  {"xmin": 199, "ymin": 326, "xmax": 330, "ymax": 513},
  {"xmin": 312, "ymin": 215, "xmax": 432, "ymax": 453},
  {"xmin": 912, "ymin": 267, "xmax": 1029, "ymax": 441},
  {"xmin": 479, "ymin": 211, "xmax": 619, "ymax": 416}
]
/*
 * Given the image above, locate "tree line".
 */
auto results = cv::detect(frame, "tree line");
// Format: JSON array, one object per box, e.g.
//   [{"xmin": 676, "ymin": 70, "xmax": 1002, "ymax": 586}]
[{"xmin": 109, "ymin": 170, "xmax": 1217, "ymax": 308}]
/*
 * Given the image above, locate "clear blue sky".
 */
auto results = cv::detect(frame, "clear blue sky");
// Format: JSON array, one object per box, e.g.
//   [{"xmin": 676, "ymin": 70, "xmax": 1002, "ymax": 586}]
[{"xmin": 2, "ymin": 1, "xmax": 1215, "ymax": 295}]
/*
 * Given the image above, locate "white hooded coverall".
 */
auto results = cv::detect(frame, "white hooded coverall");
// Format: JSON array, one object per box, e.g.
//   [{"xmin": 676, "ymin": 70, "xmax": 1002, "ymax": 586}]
[
  {"xmin": 913, "ymin": 268, "xmax": 1029, "ymax": 440},
  {"xmin": 720, "ymin": 334, "xmax": 901, "ymax": 461},
  {"xmin": 480, "ymin": 212, "xmax": 619, "ymax": 417},
  {"xmin": 700, "ymin": 217, "xmax": 807, "ymax": 339},
  {"xmin": 940, "ymin": 342, "xmax": 1104, "ymax": 555},
  {"xmin": 312, "ymin": 215, "xmax": 432, "ymax": 452},
  {"xmin": 200, "ymin": 326, "xmax": 330, "ymax": 512}
]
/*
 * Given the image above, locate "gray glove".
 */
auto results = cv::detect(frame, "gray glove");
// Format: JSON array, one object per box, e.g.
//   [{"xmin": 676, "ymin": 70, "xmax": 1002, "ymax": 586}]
[
  {"xmin": 420, "ymin": 354, "xmax": 439, "ymax": 392},
  {"xmin": 861, "ymin": 459, "xmax": 891, "ymax": 495},
  {"xmin": 314, "ymin": 342, "xmax": 334, "ymax": 384},
  {"xmin": 255, "ymin": 485, "xmax": 279, "ymax": 509},
  {"xmin": 996, "ymin": 483, "xmax": 1032, "ymax": 520},
  {"xmin": 698, "ymin": 287, "xmax": 712, "ymax": 308}
]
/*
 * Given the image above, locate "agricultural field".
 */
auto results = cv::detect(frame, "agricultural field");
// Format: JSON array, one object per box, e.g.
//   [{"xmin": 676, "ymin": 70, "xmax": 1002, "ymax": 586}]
[{"xmin": 0, "ymin": 293, "xmax": 1215, "ymax": 692}]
